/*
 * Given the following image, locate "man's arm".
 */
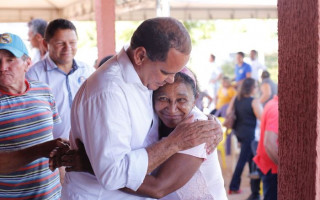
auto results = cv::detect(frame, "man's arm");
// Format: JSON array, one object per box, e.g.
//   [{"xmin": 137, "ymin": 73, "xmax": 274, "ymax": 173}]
[
  {"xmin": 259, "ymin": 83, "xmax": 272, "ymax": 104},
  {"xmin": 0, "ymin": 139, "xmax": 69, "ymax": 174},
  {"xmin": 55, "ymin": 115, "xmax": 222, "ymax": 175},
  {"xmin": 122, "ymin": 153, "xmax": 202, "ymax": 198},
  {"xmin": 246, "ymin": 72, "xmax": 252, "ymax": 78},
  {"xmin": 264, "ymin": 130, "xmax": 278, "ymax": 165}
]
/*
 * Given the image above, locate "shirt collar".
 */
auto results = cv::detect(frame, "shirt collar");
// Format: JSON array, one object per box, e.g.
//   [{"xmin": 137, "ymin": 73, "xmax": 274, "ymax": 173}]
[
  {"xmin": 45, "ymin": 56, "xmax": 82, "ymax": 72},
  {"xmin": 117, "ymin": 47, "xmax": 145, "ymax": 87}
]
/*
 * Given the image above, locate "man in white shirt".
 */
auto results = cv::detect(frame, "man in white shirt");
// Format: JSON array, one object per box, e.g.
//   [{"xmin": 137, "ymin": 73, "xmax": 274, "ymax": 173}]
[
  {"xmin": 249, "ymin": 50, "xmax": 266, "ymax": 81},
  {"xmin": 27, "ymin": 18, "xmax": 48, "ymax": 65},
  {"xmin": 27, "ymin": 19, "xmax": 95, "ymax": 140},
  {"xmin": 61, "ymin": 17, "xmax": 222, "ymax": 200}
]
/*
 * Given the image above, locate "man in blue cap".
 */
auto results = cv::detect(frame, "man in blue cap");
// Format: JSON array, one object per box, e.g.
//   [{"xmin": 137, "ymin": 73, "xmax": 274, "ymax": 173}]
[{"xmin": 0, "ymin": 33, "xmax": 63, "ymax": 199}]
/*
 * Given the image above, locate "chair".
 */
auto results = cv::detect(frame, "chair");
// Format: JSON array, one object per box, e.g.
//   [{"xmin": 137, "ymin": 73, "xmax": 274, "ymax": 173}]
[{"xmin": 217, "ymin": 117, "xmax": 232, "ymax": 169}]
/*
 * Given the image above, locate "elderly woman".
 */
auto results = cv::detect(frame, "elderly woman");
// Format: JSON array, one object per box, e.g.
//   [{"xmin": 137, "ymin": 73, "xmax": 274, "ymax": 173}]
[
  {"xmin": 126, "ymin": 71, "xmax": 227, "ymax": 200},
  {"xmin": 51, "ymin": 70, "xmax": 226, "ymax": 200}
]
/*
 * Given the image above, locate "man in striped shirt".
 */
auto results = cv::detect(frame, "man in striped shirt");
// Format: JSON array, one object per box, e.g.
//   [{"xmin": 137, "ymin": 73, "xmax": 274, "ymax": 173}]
[{"xmin": 0, "ymin": 33, "xmax": 63, "ymax": 199}]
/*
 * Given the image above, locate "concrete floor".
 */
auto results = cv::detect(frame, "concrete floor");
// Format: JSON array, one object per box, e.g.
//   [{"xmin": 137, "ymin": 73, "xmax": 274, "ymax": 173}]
[{"xmin": 221, "ymin": 153, "xmax": 252, "ymax": 200}]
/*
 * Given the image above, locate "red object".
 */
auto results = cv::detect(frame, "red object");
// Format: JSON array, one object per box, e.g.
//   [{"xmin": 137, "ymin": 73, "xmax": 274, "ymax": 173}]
[
  {"xmin": 253, "ymin": 96, "xmax": 278, "ymax": 175},
  {"xmin": 228, "ymin": 189, "xmax": 242, "ymax": 195}
]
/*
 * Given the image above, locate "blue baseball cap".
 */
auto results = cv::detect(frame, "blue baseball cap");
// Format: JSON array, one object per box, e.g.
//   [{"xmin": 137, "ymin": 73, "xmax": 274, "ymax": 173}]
[{"xmin": 0, "ymin": 33, "xmax": 29, "ymax": 58}]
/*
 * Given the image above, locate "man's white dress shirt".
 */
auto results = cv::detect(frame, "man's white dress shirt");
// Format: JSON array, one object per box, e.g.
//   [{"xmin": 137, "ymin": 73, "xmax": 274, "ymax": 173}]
[
  {"xmin": 26, "ymin": 55, "xmax": 95, "ymax": 139},
  {"xmin": 250, "ymin": 59, "xmax": 266, "ymax": 81},
  {"xmin": 61, "ymin": 48, "xmax": 156, "ymax": 200}
]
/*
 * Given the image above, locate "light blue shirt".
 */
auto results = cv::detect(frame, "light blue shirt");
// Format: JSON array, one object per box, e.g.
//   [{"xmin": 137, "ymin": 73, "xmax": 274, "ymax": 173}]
[{"xmin": 26, "ymin": 55, "xmax": 95, "ymax": 139}]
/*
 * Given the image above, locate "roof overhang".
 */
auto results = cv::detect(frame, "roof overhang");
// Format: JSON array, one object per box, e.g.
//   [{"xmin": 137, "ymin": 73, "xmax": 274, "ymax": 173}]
[{"xmin": 0, "ymin": 0, "xmax": 277, "ymax": 22}]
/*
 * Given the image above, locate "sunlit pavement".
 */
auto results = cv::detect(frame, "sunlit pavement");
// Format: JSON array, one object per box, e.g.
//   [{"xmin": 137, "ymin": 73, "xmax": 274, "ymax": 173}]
[{"xmin": 219, "ymin": 153, "xmax": 254, "ymax": 200}]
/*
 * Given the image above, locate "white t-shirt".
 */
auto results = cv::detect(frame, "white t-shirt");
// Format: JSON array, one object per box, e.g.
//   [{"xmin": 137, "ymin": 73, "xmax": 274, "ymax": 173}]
[{"xmin": 160, "ymin": 107, "xmax": 228, "ymax": 200}]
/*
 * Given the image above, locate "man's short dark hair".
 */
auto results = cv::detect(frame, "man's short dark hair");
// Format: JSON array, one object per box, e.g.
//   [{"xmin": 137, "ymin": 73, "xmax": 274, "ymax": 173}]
[
  {"xmin": 237, "ymin": 52, "xmax": 245, "ymax": 58},
  {"xmin": 261, "ymin": 70, "xmax": 270, "ymax": 79},
  {"xmin": 28, "ymin": 19, "xmax": 47, "ymax": 37},
  {"xmin": 98, "ymin": 55, "xmax": 114, "ymax": 68},
  {"xmin": 130, "ymin": 17, "xmax": 191, "ymax": 62},
  {"xmin": 44, "ymin": 19, "xmax": 77, "ymax": 42},
  {"xmin": 251, "ymin": 49, "xmax": 258, "ymax": 55}
]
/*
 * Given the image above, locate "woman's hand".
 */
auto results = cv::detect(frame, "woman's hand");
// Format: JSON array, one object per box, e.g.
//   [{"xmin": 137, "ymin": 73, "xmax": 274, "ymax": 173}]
[{"xmin": 167, "ymin": 114, "xmax": 223, "ymax": 154}]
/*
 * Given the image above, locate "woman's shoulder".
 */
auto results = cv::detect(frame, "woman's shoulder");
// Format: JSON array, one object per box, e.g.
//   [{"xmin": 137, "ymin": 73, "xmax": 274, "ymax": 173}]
[{"xmin": 190, "ymin": 107, "xmax": 208, "ymax": 121}]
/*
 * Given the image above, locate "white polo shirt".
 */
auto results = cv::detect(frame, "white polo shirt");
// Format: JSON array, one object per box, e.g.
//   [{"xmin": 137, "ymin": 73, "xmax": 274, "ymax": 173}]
[
  {"xmin": 61, "ymin": 47, "xmax": 156, "ymax": 200},
  {"xmin": 26, "ymin": 55, "xmax": 95, "ymax": 139}
]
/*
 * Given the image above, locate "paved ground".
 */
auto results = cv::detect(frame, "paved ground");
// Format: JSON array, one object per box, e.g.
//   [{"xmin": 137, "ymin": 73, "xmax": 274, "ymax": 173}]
[{"xmin": 220, "ymin": 153, "xmax": 252, "ymax": 200}]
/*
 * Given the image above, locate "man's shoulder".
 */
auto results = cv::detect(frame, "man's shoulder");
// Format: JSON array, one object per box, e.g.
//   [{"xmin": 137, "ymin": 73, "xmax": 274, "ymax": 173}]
[
  {"xmin": 74, "ymin": 59, "xmax": 95, "ymax": 75},
  {"xmin": 28, "ymin": 81, "xmax": 52, "ymax": 93}
]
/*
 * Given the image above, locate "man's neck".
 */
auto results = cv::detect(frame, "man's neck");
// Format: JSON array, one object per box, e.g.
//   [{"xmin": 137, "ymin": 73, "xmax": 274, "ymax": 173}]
[
  {"xmin": 0, "ymin": 80, "xmax": 27, "ymax": 95},
  {"xmin": 38, "ymin": 45, "xmax": 47, "ymax": 59},
  {"xmin": 238, "ymin": 62, "xmax": 244, "ymax": 67},
  {"xmin": 57, "ymin": 63, "xmax": 73, "ymax": 74}
]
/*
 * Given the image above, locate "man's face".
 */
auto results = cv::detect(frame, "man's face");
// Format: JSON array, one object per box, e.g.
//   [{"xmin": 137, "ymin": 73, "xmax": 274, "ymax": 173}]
[
  {"xmin": 28, "ymin": 28, "xmax": 38, "ymax": 48},
  {"xmin": 236, "ymin": 54, "xmax": 243, "ymax": 65},
  {"xmin": 250, "ymin": 51, "xmax": 256, "ymax": 60},
  {"xmin": 139, "ymin": 48, "xmax": 190, "ymax": 90},
  {"xmin": 0, "ymin": 50, "xmax": 30, "ymax": 90},
  {"xmin": 46, "ymin": 29, "xmax": 77, "ymax": 66}
]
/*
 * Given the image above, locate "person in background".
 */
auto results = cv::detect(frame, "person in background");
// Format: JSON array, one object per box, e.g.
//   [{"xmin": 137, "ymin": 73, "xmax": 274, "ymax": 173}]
[
  {"xmin": 27, "ymin": 18, "xmax": 95, "ymax": 140},
  {"xmin": 259, "ymin": 70, "xmax": 278, "ymax": 107},
  {"xmin": 98, "ymin": 55, "xmax": 113, "ymax": 68},
  {"xmin": 27, "ymin": 18, "xmax": 48, "ymax": 65},
  {"xmin": 253, "ymin": 95, "xmax": 279, "ymax": 200},
  {"xmin": 227, "ymin": 78, "xmax": 262, "ymax": 200},
  {"xmin": 249, "ymin": 50, "xmax": 266, "ymax": 81},
  {"xmin": 27, "ymin": 18, "xmax": 94, "ymax": 184},
  {"xmin": 209, "ymin": 54, "xmax": 222, "ymax": 98},
  {"xmin": 234, "ymin": 52, "xmax": 252, "ymax": 87},
  {"xmin": 0, "ymin": 33, "xmax": 62, "ymax": 199},
  {"xmin": 215, "ymin": 76, "xmax": 237, "ymax": 111}
]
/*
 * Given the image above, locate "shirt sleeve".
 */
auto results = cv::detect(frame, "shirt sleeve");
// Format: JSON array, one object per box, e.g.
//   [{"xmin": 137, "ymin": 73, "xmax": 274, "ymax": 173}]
[
  {"xmin": 25, "ymin": 65, "xmax": 39, "ymax": 81},
  {"xmin": 74, "ymin": 84, "xmax": 148, "ymax": 191},
  {"xmin": 178, "ymin": 143, "xmax": 207, "ymax": 159},
  {"xmin": 246, "ymin": 64, "xmax": 252, "ymax": 73},
  {"xmin": 264, "ymin": 105, "xmax": 279, "ymax": 134}
]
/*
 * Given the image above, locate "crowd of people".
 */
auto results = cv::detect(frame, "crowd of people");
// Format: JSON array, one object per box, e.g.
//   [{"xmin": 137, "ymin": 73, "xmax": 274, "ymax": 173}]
[
  {"xmin": 0, "ymin": 17, "xmax": 226, "ymax": 200},
  {"xmin": 203, "ymin": 50, "xmax": 278, "ymax": 200},
  {"xmin": 0, "ymin": 16, "xmax": 279, "ymax": 200}
]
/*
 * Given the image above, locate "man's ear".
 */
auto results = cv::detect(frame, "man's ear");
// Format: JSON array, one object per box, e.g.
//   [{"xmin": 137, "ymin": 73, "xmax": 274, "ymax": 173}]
[
  {"xmin": 24, "ymin": 57, "xmax": 32, "ymax": 72},
  {"xmin": 133, "ymin": 47, "xmax": 147, "ymax": 66},
  {"xmin": 43, "ymin": 39, "xmax": 48, "ymax": 49},
  {"xmin": 35, "ymin": 33, "xmax": 42, "ymax": 42}
]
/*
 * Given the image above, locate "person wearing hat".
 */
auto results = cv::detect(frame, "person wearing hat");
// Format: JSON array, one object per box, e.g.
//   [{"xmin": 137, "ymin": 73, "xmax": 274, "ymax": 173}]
[{"xmin": 0, "ymin": 33, "xmax": 64, "ymax": 199}]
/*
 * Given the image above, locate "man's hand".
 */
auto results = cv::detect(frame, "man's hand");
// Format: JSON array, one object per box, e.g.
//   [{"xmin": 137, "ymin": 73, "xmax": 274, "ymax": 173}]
[
  {"xmin": 49, "ymin": 139, "xmax": 94, "ymax": 174},
  {"xmin": 41, "ymin": 138, "xmax": 70, "ymax": 158},
  {"xmin": 167, "ymin": 115, "xmax": 223, "ymax": 154}
]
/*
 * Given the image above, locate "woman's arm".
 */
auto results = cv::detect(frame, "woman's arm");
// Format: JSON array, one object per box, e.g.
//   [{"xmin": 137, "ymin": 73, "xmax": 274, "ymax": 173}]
[
  {"xmin": 226, "ymin": 96, "xmax": 236, "ymax": 115},
  {"xmin": 252, "ymin": 98, "xmax": 263, "ymax": 120},
  {"xmin": 122, "ymin": 153, "xmax": 203, "ymax": 199},
  {"xmin": 259, "ymin": 83, "xmax": 272, "ymax": 104},
  {"xmin": 0, "ymin": 139, "xmax": 69, "ymax": 174}
]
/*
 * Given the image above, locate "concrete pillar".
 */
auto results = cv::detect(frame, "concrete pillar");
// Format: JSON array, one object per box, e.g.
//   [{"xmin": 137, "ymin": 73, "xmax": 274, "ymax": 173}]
[
  {"xmin": 95, "ymin": 0, "xmax": 115, "ymax": 60},
  {"xmin": 278, "ymin": 0, "xmax": 320, "ymax": 199}
]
